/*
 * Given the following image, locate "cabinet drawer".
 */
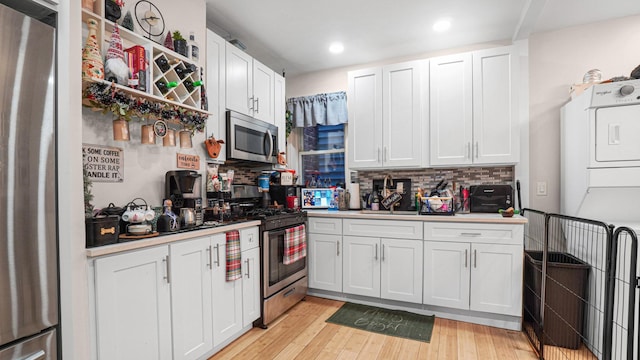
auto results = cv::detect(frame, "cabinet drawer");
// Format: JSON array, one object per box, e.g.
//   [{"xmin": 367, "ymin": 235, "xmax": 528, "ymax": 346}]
[
  {"xmin": 344, "ymin": 219, "xmax": 422, "ymax": 239},
  {"xmin": 308, "ymin": 217, "xmax": 342, "ymax": 235},
  {"xmin": 424, "ymin": 222, "xmax": 523, "ymax": 245},
  {"xmin": 240, "ymin": 226, "xmax": 260, "ymax": 250}
]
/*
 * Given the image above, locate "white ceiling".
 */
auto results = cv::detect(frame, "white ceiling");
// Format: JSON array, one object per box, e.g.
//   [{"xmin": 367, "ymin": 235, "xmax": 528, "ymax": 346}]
[{"xmin": 204, "ymin": 0, "xmax": 640, "ymax": 77}]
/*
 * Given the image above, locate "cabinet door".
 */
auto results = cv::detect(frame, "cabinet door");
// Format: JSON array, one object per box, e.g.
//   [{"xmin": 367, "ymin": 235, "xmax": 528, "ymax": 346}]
[
  {"xmin": 342, "ymin": 236, "xmax": 380, "ymax": 297},
  {"xmin": 348, "ymin": 67, "xmax": 383, "ymax": 169},
  {"xmin": 429, "ymin": 53, "xmax": 473, "ymax": 166},
  {"xmin": 211, "ymin": 234, "xmax": 243, "ymax": 347},
  {"xmin": 308, "ymin": 233, "xmax": 342, "ymax": 292},
  {"xmin": 382, "ymin": 60, "xmax": 422, "ymax": 167},
  {"xmin": 95, "ymin": 246, "xmax": 172, "ymax": 360},
  {"xmin": 423, "ymin": 241, "xmax": 470, "ymax": 310},
  {"xmin": 470, "ymin": 243, "xmax": 522, "ymax": 316},
  {"xmin": 381, "ymin": 238, "xmax": 423, "ymax": 304},
  {"xmin": 253, "ymin": 59, "xmax": 275, "ymax": 124},
  {"xmin": 274, "ymin": 72, "xmax": 286, "ymax": 153},
  {"xmin": 226, "ymin": 42, "xmax": 253, "ymax": 116},
  {"xmin": 472, "ymin": 46, "xmax": 519, "ymax": 164},
  {"xmin": 170, "ymin": 237, "xmax": 214, "ymax": 360},
  {"xmin": 241, "ymin": 247, "xmax": 261, "ymax": 327},
  {"xmin": 206, "ymin": 29, "xmax": 227, "ymax": 161}
]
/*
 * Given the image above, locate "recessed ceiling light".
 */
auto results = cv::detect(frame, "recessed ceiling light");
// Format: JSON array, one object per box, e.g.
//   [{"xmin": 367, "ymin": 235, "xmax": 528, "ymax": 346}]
[
  {"xmin": 329, "ymin": 42, "xmax": 344, "ymax": 54},
  {"xmin": 433, "ymin": 19, "xmax": 451, "ymax": 33}
]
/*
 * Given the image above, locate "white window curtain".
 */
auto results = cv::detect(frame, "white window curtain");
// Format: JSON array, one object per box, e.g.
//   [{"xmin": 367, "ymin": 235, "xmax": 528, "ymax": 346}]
[{"xmin": 286, "ymin": 91, "xmax": 348, "ymax": 128}]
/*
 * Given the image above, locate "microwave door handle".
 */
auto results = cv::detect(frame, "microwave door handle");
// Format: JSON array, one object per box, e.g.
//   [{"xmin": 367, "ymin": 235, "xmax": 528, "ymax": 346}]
[{"xmin": 265, "ymin": 129, "xmax": 274, "ymax": 161}]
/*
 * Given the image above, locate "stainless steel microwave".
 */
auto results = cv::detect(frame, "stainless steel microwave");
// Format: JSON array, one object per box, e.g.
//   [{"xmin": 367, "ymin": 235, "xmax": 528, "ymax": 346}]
[{"xmin": 226, "ymin": 110, "xmax": 279, "ymax": 164}]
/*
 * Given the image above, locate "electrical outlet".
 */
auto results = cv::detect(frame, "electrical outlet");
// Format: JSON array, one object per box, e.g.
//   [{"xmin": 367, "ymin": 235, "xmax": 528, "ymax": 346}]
[{"xmin": 536, "ymin": 181, "xmax": 547, "ymax": 196}]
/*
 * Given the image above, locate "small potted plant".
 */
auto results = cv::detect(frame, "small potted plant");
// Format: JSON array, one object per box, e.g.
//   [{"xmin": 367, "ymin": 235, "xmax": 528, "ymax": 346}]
[{"xmin": 173, "ymin": 31, "xmax": 188, "ymax": 57}]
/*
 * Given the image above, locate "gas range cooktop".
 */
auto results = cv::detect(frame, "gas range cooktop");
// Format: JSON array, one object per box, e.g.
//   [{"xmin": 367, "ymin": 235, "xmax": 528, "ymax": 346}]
[{"xmin": 247, "ymin": 209, "xmax": 307, "ymax": 231}]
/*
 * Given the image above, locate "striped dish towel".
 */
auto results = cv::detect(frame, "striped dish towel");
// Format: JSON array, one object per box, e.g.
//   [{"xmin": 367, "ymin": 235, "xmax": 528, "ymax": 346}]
[
  {"xmin": 283, "ymin": 224, "xmax": 307, "ymax": 265},
  {"xmin": 226, "ymin": 230, "xmax": 242, "ymax": 281}
]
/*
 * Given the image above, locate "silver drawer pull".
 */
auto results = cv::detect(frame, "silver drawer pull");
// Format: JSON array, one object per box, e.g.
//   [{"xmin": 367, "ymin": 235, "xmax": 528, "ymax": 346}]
[
  {"xmin": 375, "ymin": 244, "xmax": 378, "ymax": 260},
  {"xmin": 474, "ymin": 249, "xmax": 477, "ymax": 268},
  {"xmin": 337, "ymin": 240, "xmax": 340, "ymax": 256},
  {"xmin": 22, "ymin": 350, "xmax": 45, "ymax": 360},
  {"xmin": 464, "ymin": 249, "xmax": 468, "ymax": 268},
  {"xmin": 460, "ymin": 232, "xmax": 482, "ymax": 237}
]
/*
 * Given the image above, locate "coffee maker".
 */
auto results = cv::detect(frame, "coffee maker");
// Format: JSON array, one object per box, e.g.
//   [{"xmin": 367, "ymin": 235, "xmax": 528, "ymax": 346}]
[{"xmin": 165, "ymin": 170, "xmax": 203, "ymax": 226}]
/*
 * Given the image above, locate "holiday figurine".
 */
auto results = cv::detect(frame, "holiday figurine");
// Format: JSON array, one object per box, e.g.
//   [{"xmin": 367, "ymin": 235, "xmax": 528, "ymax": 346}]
[
  {"xmin": 104, "ymin": 24, "xmax": 129, "ymax": 85},
  {"xmin": 164, "ymin": 31, "xmax": 174, "ymax": 51},
  {"xmin": 82, "ymin": 18, "xmax": 104, "ymax": 80},
  {"xmin": 121, "ymin": 10, "xmax": 134, "ymax": 31}
]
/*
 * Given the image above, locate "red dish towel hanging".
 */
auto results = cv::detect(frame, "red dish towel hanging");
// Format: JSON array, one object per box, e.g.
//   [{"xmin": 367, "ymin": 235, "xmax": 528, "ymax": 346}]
[
  {"xmin": 283, "ymin": 224, "xmax": 307, "ymax": 265},
  {"xmin": 226, "ymin": 230, "xmax": 241, "ymax": 281}
]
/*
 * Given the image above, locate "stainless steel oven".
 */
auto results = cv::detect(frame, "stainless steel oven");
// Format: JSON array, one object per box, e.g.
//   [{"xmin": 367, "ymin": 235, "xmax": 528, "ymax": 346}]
[
  {"xmin": 260, "ymin": 211, "xmax": 308, "ymax": 326},
  {"xmin": 226, "ymin": 110, "xmax": 279, "ymax": 164}
]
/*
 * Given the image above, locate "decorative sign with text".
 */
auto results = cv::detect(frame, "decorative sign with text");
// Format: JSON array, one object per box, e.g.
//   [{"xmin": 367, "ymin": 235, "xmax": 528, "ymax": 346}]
[
  {"xmin": 381, "ymin": 191, "xmax": 402, "ymax": 210},
  {"xmin": 177, "ymin": 153, "xmax": 200, "ymax": 170},
  {"xmin": 83, "ymin": 144, "xmax": 124, "ymax": 182}
]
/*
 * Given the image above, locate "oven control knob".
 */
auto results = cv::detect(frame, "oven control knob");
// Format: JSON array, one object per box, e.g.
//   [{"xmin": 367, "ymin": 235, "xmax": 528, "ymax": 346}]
[{"xmin": 619, "ymin": 84, "xmax": 635, "ymax": 96}]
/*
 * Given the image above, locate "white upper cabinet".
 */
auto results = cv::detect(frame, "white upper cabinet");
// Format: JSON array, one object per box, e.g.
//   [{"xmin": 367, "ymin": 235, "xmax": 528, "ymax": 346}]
[
  {"xmin": 348, "ymin": 60, "xmax": 423, "ymax": 169},
  {"xmin": 382, "ymin": 60, "xmax": 423, "ymax": 168},
  {"xmin": 430, "ymin": 53, "xmax": 474, "ymax": 166},
  {"xmin": 430, "ymin": 46, "xmax": 519, "ymax": 166},
  {"xmin": 253, "ymin": 59, "xmax": 275, "ymax": 124},
  {"xmin": 348, "ymin": 67, "xmax": 383, "ymax": 168},
  {"xmin": 225, "ymin": 43, "xmax": 275, "ymax": 124},
  {"xmin": 226, "ymin": 43, "xmax": 253, "ymax": 117},
  {"xmin": 206, "ymin": 29, "xmax": 227, "ymax": 162},
  {"xmin": 472, "ymin": 47, "xmax": 519, "ymax": 164}
]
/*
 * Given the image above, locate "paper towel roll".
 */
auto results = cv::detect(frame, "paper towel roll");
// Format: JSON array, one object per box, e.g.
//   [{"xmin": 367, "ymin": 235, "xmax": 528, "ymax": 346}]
[{"xmin": 347, "ymin": 183, "xmax": 361, "ymax": 209}]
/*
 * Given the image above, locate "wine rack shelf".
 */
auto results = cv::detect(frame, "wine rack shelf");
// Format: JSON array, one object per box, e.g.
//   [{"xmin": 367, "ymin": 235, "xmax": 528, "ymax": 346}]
[{"xmin": 81, "ymin": 1, "xmax": 210, "ymax": 124}]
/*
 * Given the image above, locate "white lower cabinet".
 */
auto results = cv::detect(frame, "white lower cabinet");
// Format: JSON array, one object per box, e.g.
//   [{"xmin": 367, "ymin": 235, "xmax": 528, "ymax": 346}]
[
  {"xmin": 423, "ymin": 223, "xmax": 523, "ymax": 316},
  {"xmin": 94, "ymin": 246, "xmax": 173, "ymax": 360},
  {"xmin": 343, "ymin": 236, "xmax": 423, "ymax": 304},
  {"xmin": 170, "ymin": 237, "xmax": 214, "ymax": 360},
  {"xmin": 308, "ymin": 233, "xmax": 343, "ymax": 292},
  {"xmin": 343, "ymin": 236, "xmax": 381, "ymax": 297},
  {"xmin": 93, "ymin": 226, "xmax": 262, "ymax": 360},
  {"xmin": 210, "ymin": 233, "xmax": 243, "ymax": 348},
  {"xmin": 241, "ymin": 246, "xmax": 261, "ymax": 327}
]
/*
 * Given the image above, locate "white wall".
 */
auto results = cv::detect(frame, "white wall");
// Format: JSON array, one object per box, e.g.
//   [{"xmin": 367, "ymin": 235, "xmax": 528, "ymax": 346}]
[{"xmin": 528, "ymin": 14, "xmax": 640, "ymax": 212}]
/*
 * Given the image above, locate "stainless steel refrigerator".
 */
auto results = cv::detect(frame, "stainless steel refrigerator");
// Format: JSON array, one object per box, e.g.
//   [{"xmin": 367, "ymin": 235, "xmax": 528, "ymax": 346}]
[{"xmin": 0, "ymin": 1, "xmax": 58, "ymax": 359}]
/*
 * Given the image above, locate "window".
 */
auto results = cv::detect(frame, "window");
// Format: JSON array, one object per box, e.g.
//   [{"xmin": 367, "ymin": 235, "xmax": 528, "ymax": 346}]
[{"xmin": 299, "ymin": 124, "xmax": 345, "ymax": 188}]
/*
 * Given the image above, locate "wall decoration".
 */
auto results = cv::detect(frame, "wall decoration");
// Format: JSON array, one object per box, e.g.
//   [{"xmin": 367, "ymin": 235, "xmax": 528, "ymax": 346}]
[
  {"xmin": 83, "ymin": 144, "xmax": 124, "ymax": 182},
  {"xmin": 83, "ymin": 82, "xmax": 208, "ymax": 131},
  {"xmin": 177, "ymin": 153, "xmax": 200, "ymax": 169}
]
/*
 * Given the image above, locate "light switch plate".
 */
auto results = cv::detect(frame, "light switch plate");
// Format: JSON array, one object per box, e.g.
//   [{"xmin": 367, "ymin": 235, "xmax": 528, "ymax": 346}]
[{"xmin": 536, "ymin": 181, "xmax": 547, "ymax": 196}]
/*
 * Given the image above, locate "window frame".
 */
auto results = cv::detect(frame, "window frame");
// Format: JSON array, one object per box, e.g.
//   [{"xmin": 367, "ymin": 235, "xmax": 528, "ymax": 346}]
[{"xmin": 297, "ymin": 123, "xmax": 349, "ymax": 187}]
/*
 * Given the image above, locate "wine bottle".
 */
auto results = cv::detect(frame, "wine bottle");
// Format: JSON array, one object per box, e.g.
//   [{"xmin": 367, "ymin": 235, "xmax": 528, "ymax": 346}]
[
  {"xmin": 155, "ymin": 57, "xmax": 170, "ymax": 72},
  {"xmin": 155, "ymin": 80, "xmax": 177, "ymax": 94},
  {"xmin": 175, "ymin": 66, "xmax": 194, "ymax": 79},
  {"xmin": 183, "ymin": 80, "xmax": 202, "ymax": 92}
]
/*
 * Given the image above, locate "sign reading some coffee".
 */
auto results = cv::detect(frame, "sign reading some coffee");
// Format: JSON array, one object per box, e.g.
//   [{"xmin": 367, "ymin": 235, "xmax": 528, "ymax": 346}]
[
  {"xmin": 177, "ymin": 153, "xmax": 200, "ymax": 169},
  {"xmin": 83, "ymin": 144, "xmax": 124, "ymax": 182}
]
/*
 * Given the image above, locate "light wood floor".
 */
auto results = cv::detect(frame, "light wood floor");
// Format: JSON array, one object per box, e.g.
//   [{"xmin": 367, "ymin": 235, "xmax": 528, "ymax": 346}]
[{"xmin": 209, "ymin": 296, "xmax": 539, "ymax": 360}]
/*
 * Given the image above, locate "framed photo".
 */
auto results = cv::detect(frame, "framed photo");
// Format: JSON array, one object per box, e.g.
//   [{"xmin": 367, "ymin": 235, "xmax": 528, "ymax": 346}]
[{"xmin": 153, "ymin": 120, "xmax": 168, "ymax": 138}]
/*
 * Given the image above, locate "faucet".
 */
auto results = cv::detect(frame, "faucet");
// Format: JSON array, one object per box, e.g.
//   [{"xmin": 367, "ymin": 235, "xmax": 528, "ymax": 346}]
[{"xmin": 383, "ymin": 174, "xmax": 394, "ymax": 213}]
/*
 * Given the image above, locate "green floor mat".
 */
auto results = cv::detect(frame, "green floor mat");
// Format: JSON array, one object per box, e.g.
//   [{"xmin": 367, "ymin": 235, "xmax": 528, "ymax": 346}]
[{"xmin": 326, "ymin": 302, "xmax": 434, "ymax": 343}]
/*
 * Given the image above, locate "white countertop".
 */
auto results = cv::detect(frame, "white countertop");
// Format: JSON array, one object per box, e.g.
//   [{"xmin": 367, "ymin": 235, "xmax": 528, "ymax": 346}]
[
  {"xmin": 86, "ymin": 220, "xmax": 262, "ymax": 258},
  {"xmin": 305, "ymin": 210, "xmax": 528, "ymax": 224}
]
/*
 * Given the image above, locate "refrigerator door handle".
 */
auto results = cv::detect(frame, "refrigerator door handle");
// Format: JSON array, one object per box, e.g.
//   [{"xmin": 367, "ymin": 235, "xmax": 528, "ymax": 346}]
[{"xmin": 21, "ymin": 350, "xmax": 46, "ymax": 360}]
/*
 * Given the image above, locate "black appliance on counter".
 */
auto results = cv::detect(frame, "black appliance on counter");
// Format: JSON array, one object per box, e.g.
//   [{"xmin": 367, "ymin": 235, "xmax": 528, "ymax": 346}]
[
  {"xmin": 165, "ymin": 170, "xmax": 203, "ymax": 226},
  {"xmin": 372, "ymin": 178, "xmax": 412, "ymax": 211},
  {"xmin": 269, "ymin": 185, "xmax": 302, "ymax": 209},
  {"xmin": 469, "ymin": 184, "xmax": 513, "ymax": 213}
]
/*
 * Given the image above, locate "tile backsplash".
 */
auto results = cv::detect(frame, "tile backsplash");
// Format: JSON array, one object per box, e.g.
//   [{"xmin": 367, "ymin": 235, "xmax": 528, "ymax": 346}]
[
  {"xmin": 356, "ymin": 166, "xmax": 514, "ymax": 196},
  {"xmin": 222, "ymin": 163, "xmax": 514, "ymax": 200}
]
